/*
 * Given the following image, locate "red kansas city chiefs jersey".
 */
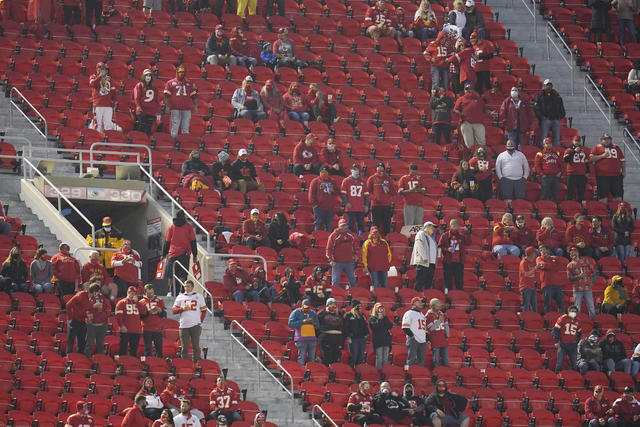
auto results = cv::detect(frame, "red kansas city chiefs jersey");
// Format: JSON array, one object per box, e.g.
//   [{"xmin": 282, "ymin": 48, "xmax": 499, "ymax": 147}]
[
  {"xmin": 209, "ymin": 386, "xmax": 240, "ymax": 411},
  {"xmin": 65, "ymin": 413, "xmax": 96, "ymax": 427},
  {"xmin": 341, "ymin": 176, "xmax": 368, "ymax": 212},
  {"xmin": 164, "ymin": 78, "xmax": 197, "ymax": 110},
  {"xmin": 591, "ymin": 144, "xmax": 624, "ymax": 177},
  {"xmin": 554, "ymin": 314, "xmax": 581, "ymax": 344},
  {"xmin": 348, "ymin": 392, "xmax": 374, "ymax": 414},
  {"xmin": 564, "ymin": 146, "xmax": 590, "ymax": 176}
]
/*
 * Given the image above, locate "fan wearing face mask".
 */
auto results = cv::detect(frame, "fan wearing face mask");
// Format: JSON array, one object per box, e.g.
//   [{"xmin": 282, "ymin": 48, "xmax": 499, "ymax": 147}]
[
  {"xmin": 498, "ymin": 87, "xmax": 532, "ymax": 149},
  {"xmin": 373, "ymin": 381, "xmax": 415, "ymax": 425},
  {"xmin": 551, "ymin": 305, "xmax": 582, "ymax": 373},
  {"xmin": 65, "ymin": 400, "xmax": 96, "ymax": 427},
  {"xmin": 86, "ymin": 216, "xmax": 124, "ymax": 275},
  {"xmin": 132, "ymin": 69, "xmax": 161, "ymax": 135},
  {"xmin": 340, "ymin": 164, "xmax": 370, "ymax": 235},
  {"xmin": 347, "ymin": 381, "xmax": 384, "ymax": 426},
  {"xmin": 424, "ymin": 380, "xmax": 470, "ymax": 427},
  {"xmin": 577, "ymin": 329, "xmax": 603, "ymax": 375}
]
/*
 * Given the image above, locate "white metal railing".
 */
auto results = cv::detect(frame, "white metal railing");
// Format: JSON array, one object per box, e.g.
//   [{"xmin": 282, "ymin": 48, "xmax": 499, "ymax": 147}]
[
  {"xmin": 511, "ymin": 0, "xmax": 538, "ymax": 42},
  {"xmin": 229, "ymin": 319, "xmax": 295, "ymax": 424},
  {"xmin": 88, "ymin": 142, "xmax": 153, "ymax": 177},
  {"xmin": 622, "ymin": 128, "xmax": 640, "ymax": 164},
  {"xmin": 583, "ymin": 74, "xmax": 613, "ymax": 135},
  {"xmin": 546, "ymin": 22, "xmax": 574, "ymax": 95},
  {"xmin": 202, "ymin": 253, "xmax": 268, "ymax": 282},
  {"xmin": 172, "ymin": 260, "xmax": 215, "ymax": 338},
  {"xmin": 9, "ymin": 87, "xmax": 48, "ymax": 140},
  {"xmin": 22, "ymin": 157, "xmax": 96, "ymax": 244},
  {"xmin": 311, "ymin": 404, "xmax": 340, "ymax": 427}
]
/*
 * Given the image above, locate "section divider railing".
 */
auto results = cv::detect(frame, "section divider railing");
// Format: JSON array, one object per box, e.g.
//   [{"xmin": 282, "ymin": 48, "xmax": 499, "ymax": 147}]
[
  {"xmin": 9, "ymin": 87, "xmax": 48, "ymax": 141},
  {"xmin": 583, "ymin": 74, "xmax": 613, "ymax": 134},
  {"xmin": 546, "ymin": 22, "xmax": 574, "ymax": 95},
  {"xmin": 311, "ymin": 404, "xmax": 339, "ymax": 427}
]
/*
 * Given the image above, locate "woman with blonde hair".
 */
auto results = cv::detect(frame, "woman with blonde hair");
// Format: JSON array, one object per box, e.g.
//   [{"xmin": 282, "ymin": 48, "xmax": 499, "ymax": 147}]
[
  {"xmin": 414, "ymin": 0, "xmax": 439, "ymax": 40},
  {"xmin": 0, "ymin": 246, "xmax": 28, "ymax": 293},
  {"xmin": 612, "ymin": 202, "xmax": 635, "ymax": 261},
  {"xmin": 368, "ymin": 302, "xmax": 393, "ymax": 369}
]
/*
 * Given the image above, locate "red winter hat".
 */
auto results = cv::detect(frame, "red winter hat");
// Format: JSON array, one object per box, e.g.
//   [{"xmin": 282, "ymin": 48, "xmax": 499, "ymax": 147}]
[{"xmin": 525, "ymin": 246, "xmax": 536, "ymax": 256}]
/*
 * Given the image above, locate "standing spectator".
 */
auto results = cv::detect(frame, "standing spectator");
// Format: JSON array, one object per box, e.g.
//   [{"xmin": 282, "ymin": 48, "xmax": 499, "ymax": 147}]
[
  {"xmin": 365, "ymin": 0, "xmax": 397, "ymax": 40},
  {"xmin": 551, "ymin": 305, "xmax": 582, "ymax": 372},
  {"xmin": 62, "ymin": 0, "xmax": 81, "ymax": 25},
  {"xmin": 414, "ymin": 0, "xmax": 438, "ymax": 41},
  {"xmin": 242, "ymin": 208, "xmax": 269, "ymax": 249},
  {"xmin": 287, "ymin": 298, "xmax": 319, "ymax": 365},
  {"xmin": 265, "ymin": 0, "xmax": 284, "ymax": 18},
  {"xmin": 424, "ymin": 380, "xmax": 471, "ymax": 427},
  {"xmin": 65, "ymin": 401, "xmax": 95, "ymax": 427},
  {"xmin": 223, "ymin": 259, "xmax": 258, "ymax": 303},
  {"xmin": 208, "ymin": 377, "xmax": 241, "ymax": 423},
  {"xmin": 628, "ymin": 61, "xmax": 640, "ymax": 91},
  {"xmin": 172, "ymin": 280, "xmax": 206, "ymax": 362},
  {"xmin": 590, "ymin": 133, "xmax": 625, "ymax": 202},
  {"xmin": 283, "ymin": 82, "xmax": 310, "ymax": 125},
  {"xmin": 84, "ymin": 282, "xmax": 111, "ymax": 357},
  {"xmin": 182, "ymin": 150, "xmax": 210, "ymax": 179},
  {"xmin": 317, "ymin": 297, "xmax": 344, "ymax": 366},
  {"xmin": 411, "ymin": 221, "xmax": 438, "ymax": 291},
  {"xmin": 491, "ymin": 212, "xmax": 520, "ymax": 258},
  {"xmin": 519, "ymin": 247, "xmax": 539, "ymax": 312},
  {"xmin": 268, "ymin": 211, "xmax": 290, "ymax": 252},
  {"xmin": 293, "ymin": 134, "xmax": 320, "ymax": 177},
  {"xmin": 585, "ymin": 385, "xmax": 617, "ymax": 427},
  {"xmin": 537, "ymin": 244, "xmax": 568, "ymax": 312},
  {"xmin": 602, "ymin": 275, "xmax": 630, "ymax": 316},
  {"xmin": 470, "ymin": 31, "xmax": 493, "ymax": 93},
  {"xmin": 164, "ymin": 65, "xmax": 198, "ymax": 139},
  {"xmin": 468, "ymin": 146, "xmax": 493, "ymax": 202},
  {"xmin": 537, "ymin": 217, "xmax": 565, "ymax": 256},
  {"xmin": 260, "ymin": 80, "xmax": 285, "ymax": 124},
  {"xmin": 534, "ymin": 79, "xmax": 566, "ymax": 146},
  {"xmin": 589, "ymin": 0, "xmax": 614, "ymax": 42},
  {"xmin": 450, "ymin": 159, "xmax": 479, "ymax": 201},
  {"xmin": 81, "ymin": 250, "xmax": 116, "ymax": 301},
  {"xmin": 612, "ymin": 203, "xmax": 635, "ymax": 261},
  {"xmin": 592, "ymin": 216, "xmax": 615, "ymax": 259},
  {"xmin": 447, "ymin": 40, "xmax": 477, "ymax": 90},
  {"xmin": 90, "ymin": 63, "xmax": 116, "ymax": 133},
  {"xmin": 578, "ymin": 330, "xmax": 604, "ymax": 375},
  {"xmin": 612, "ymin": 387, "xmax": 640, "ymax": 427},
  {"xmin": 446, "ymin": 0, "xmax": 467, "ymax": 37},
  {"xmin": 515, "ymin": 215, "xmax": 537, "ymax": 254},
  {"xmin": 51, "ymin": 243, "xmax": 81, "ymax": 296},
  {"xmin": 65, "ymin": 283, "xmax": 91, "ymax": 354},
  {"xmin": 369, "ymin": 302, "xmax": 392, "ymax": 370},
  {"xmin": 402, "ymin": 297, "xmax": 428, "ymax": 367},
  {"xmin": 567, "ymin": 246, "xmax": 597, "ymax": 318},
  {"xmin": 236, "ymin": 0, "xmax": 256, "ymax": 16},
  {"xmin": 499, "ymin": 87, "xmax": 532, "ymax": 148},
  {"xmin": 426, "ymin": 298, "xmax": 449, "ymax": 368},
  {"xmin": 453, "ymin": 82, "xmax": 488, "ymax": 148},
  {"xmin": 112, "ymin": 241, "xmax": 141, "ymax": 297},
  {"xmin": 495, "ymin": 140, "xmax": 530, "ymax": 202},
  {"xmin": 140, "ymin": 284, "xmax": 166, "ymax": 358},
  {"xmin": 601, "ymin": 330, "xmax": 633, "ymax": 375},
  {"xmin": 115, "ymin": 286, "xmax": 145, "ymax": 356},
  {"xmin": 438, "ymin": 219, "xmax": 471, "ymax": 291},
  {"xmin": 0, "ymin": 217, "xmax": 10, "ymax": 236},
  {"xmin": 463, "ymin": 0, "xmax": 485, "ymax": 39},
  {"xmin": 566, "ymin": 214, "xmax": 593, "ymax": 257},
  {"xmin": 163, "ymin": 209, "xmax": 197, "ymax": 287},
  {"xmin": 230, "ymin": 148, "xmax": 264, "ymax": 194},
  {"xmin": 320, "ymin": 139, "xmax": 344, "ymax": 176},
  {"xmin": 273, "ymin": 28, "xmax": 303, "ymax": 70},
  {"xmin": 121, "ymin": 395, "xmax": 150, "ymax": 427},
  {"xmin": 172, "ymin": 399, "xmax": 201, "ymax": 427},
  {"xmin": 341, "ymin": 164, "xmax": 369, "ymax": 235},
  {"xmin": 230, "ymin": 27, "xmax": 258, "ymax": 68},
  {"xmin": 206, "ymin": 25, "xmax": 236, "ymax": 66},
  {"xmin": 132, "ymin": 68, "xmax": 161, "ymax": 136},
  {"xmin": 308, "ymin": 84, "xmax": 337, "ymax": 125},
  {"xmin": 367, "ymin": 162, "xmax": 397, "ymax": 235},
  {"xmin": 430, "ymin": 87, "xmax": 455, "ymax": 143},
  {"xmin": 563, "ymin": 137, "xmax": 590, "ymax": 202},
  {"xmin": 309, "ymin": 167, "xmax": 338, "ymax": 231},
  {"xmin": 348, "ymin": 382, "xmax": 384, "ymax": 426},
  {"xmin": 362, "ymin": 227, "xmax": 392, "ymax": 288},
  {"xmin": 0, "ymin": 246, "xmax": 27, "ymax": 293},
  {"xmin": 535, "ymin": 138, "xmax": 563, "ymax": 203},
  {"xmin": 231, "ymin": 76, "xmax": 266, "ymax": 123},
  {"xmin": 425, "ymin": 34, "xmax": 453, "ymax": 95},
  {"xmin": 30, "ymin": 247, "xmax": 52, "ymax": 296},
  {"xmin": 303, "ymin": 266, "xmax": 328, "ymax": 307},
  {"xmin": 398, "ymin": 164, "xmax": 427, "ymax": 226},
  {"xmin": 344, "ymin": 300, "xmax": 369, "ymax": 367}
]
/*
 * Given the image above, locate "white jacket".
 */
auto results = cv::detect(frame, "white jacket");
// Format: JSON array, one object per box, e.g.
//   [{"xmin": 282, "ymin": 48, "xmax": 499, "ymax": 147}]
[{"xmin": 410, "ymin": 230, "xmax": 438, "ymax": 267}]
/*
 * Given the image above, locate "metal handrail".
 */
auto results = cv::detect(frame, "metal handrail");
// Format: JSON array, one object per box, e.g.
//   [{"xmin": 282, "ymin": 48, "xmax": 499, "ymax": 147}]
[
  {"xmin": 89, "ymin": 142, "xmax": 153, "ymax": 177},
  {"xmin": 9, "ymin": 87, "xmax": 48, "ymax": 140},
  {"xmin": 311, "ymin": 404, "xmax": 340, "ymax": 427},
  {"xmin": 622, "ymin": 128, "xmax": 640, "ymax": 164},
  {"xmin": 546, "ymin": 22, "xmax": 574, "ymax": 95},
  {"xmin": 22, "ymin": 158, "xmax": 96, "ymax": 244},
  {"xmin": 136, "ymin": 165, "xmax": 212, "ymax": 252},
  {"xmin": 583, "ymin": 74, "xmax": 613, "ymax": 134},
  {"xmin": 172, "ymin": 260, "xmax": 215, "ymax": 337},
  {"xmin": 0, "ymin": 136, "xmax": 33, "ymax": 155},
  {"xmin": 513, "ymin": 0, "xmax": 537, "ymax": 42},
  {"xmin": 203, "ymin": 253, "xmax": 268, "ymax": 279}
]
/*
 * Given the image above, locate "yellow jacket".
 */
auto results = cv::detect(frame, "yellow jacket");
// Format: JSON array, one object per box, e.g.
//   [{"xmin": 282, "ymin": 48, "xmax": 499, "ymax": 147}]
[
  {"xmin": 603, "ymin": 284, "xmax": 629, "ymax": 306},
  {"xmin": 361, "ymin": 238, "xmax": 392, "ymax": 271},
  {"xmin": 86, "ymin": 227, "xmax": 125, "ymax": 269}
]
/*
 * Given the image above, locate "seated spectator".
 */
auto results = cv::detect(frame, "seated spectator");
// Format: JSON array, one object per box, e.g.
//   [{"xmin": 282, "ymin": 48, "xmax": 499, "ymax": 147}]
[
  {"xmin": 260, "ymin": 42, "xmax": 277, "ymax": 70},
  {"xmin": 293, "ymin": 133, "xmax": 320, "ymax": 176},
  {"xmin": 138, "ymin": 377, "xmax": 164, "ymax": 421},
  {"xmin": 584, "ymin": 385, "xmax": 616, "ymax": 427},
  {"xmin": 211, "ymin": 150, "xmax": 233, "ymax": 191},
  {"xmin": 278, "ymin": 267, "xmax": 301, "ymax": 306},
  {"xmin": 223, "ymin": 259, "xmax": 259, "ymax": 303},
  {"xmin": 231, "ymin": 76, "xmax": 267, "ymax": 123},
  {"xmin": 492, "ymin": 212, "xmax": 520, "ymax": 258},
  {"xmin": 348, "ymin": 381, "xmax": 384, "ymax": 426},
  {"xmin": 600, "ymin": 330, "xmax": 637, "ymax": 376},
  {"xmin": 462, "ymin": 0, "xmax": 485, "ymax": 39},
  {"xmin": 230, "ymin": 148, "xmax": 264, "ymax": 194},
  {"xmin": 627, "ymin": 61, "xmax": 640, "ymax": 91},
  {"xmin": 182, "ymin": 150, "xmax": 210, "ymax": 177},
  {"xmin": 242, "ymin": 208, "xmax": 269, "ymax": 249},
  {"xmin": 424, "ymin": 380, "xmax": 470, "ymax": 427},
  {"xmin": 611, "ymin": 386, "xmax": 640, "ymax": 427},
  {"xmin": 445, "ymin": 0, "xmax": 466, "ymax": 38},
  {"xmin": 591, "ymin": 215, "xmax": 614, "ymax": 260},
  {"xmin": 206, "ymin": 25, "xmax": 237, "ymax": 66},
  {"xmin": 320, "ymin": 139, "xmax": 345, "ymax": 176},
  {"xmin": 373, "ymin": 381, "xmax": 415, "ymax": 425},
  {"xmin": 450, "ymin": 159, "xmax": 479, "ymax": 201},
  {"xmin": 468, "ymin": 146, "xmax": 493, "ymax": 202},
  {"xmin": 536, "ymin": 217, "xmax": 565, "ymax": 256},
  {"xmin": 394, "ymin": 7, "xmax": 414, "ymax": 38},
  {"xmin": 0, "ymin": 216, "xmax": 11, "ymax": 236},
  {"xmin": 566, "ymin": 213, "xmax": 593, "ymax": 258},
  {"xmin": 0, "ymin": 246, "xmax": 28, "ymax": 293},
  {"xmin": 515, "ymin": 215, "xmax": 536, "ymax": 254},
  {"xmin": 602, "ymin": 275, "xmax": 630, "ymax": 317},
  {"xmin": 208, "ymin": 376, "xmax": 241, "ymax": 422},
  {"xmin": 612, "ymin": 202, "xmax": 635, "ymax": 262},
  {"xmin": 260, "ymin": 80, "xmax": 285, "ymax": 124},
  {"xmin": 414, "ymin": 0, "xmax": 439, "ymax": 41},
  {"xmin": 303, "ymin": 266, "xmax": 329, "ymax": 307},
  {"xmin": 268, "ymin": 211, "xmax": 290, "ymax": 252},
  {"xmin": 252, "ymin": 264, "xmax": 278, "ymax": 302},
  {"xmin": 230, "ymin": 26, "xmax": 258, "ymax": 69},
  {"xmin": 30, "ymin": 247, "xmax": 53, "ymax": 296},
  {"xmin": 308, "ymin": 83, "xmax": 338, "ymax": 125},
  {"xmin": 283, "ymin": 82, "xmax": 310, "ymax": 125},
  {"xmin": 273, "ymin": 28, "xmax": 303, "ymax": 70},
  {"xmin": 365, "ymin": 0, "xmax": 397, "ymax": 40},
  {"xmin": 578, "ymin": 330, "xmax": 603, "ymax": 374}
]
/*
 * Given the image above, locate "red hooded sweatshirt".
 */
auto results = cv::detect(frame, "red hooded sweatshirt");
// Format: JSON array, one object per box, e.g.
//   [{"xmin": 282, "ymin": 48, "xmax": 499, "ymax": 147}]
[
  {"xmin": 293, "ymin": 141, "xmax": 319, "ymax": 166},
  {"xmin": 536, "ymin": 254, "xmax": 568, "ymax": 288},
  {"xmin": 326, "ymin": 229, "xmax": 359, "ymax": 263},
  {"xmin": 308, "ymin": 175, "xmax": 338, "ymax": 211}
]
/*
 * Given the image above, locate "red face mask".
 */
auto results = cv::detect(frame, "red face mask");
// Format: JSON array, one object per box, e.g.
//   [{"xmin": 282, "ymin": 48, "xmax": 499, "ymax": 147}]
[
  {"xmin": 91, "ymin": 258, "xmax": 100, "ymax": 264},
  {"xmin": 327, "ymin": 306, "xmax": 336, "ymax": 312},
  {"xmin": 437, "ymin": 386, "xmax": 446, "ymax": 393},
  {"xmin": 123, "ymin": 248, "xmax": 131, "ymax": 254},
  {"xmin": 161, "ymin": 415, "xmax": 168, "ymax": 422},
  {"xmin": 61, "ymin": 248, "xmax": 69, "ymax": 255}
]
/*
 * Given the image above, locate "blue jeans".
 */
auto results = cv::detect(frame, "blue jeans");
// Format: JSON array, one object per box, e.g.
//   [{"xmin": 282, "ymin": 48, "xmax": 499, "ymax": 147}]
[
  {"xmin": 232, "ymin": 289, "xmax": 259, "ymax": 303},
  {"xmin": 555, "ymin": 341, "xmax": 577, "ymax": 372},
  {"xmin": 33, "ymin": 282, "xmax": 53, "ymax": 296},
  {"xmin": 615, "ymin": 244, "xmax": 633, "ymax": 262},
  {"xmin": 578, "ymin": 360, "xmax": 601, "ymax": 375},
  {"xmin": 605, "ymin": 358, "xmax": 631, "ymax": 375},
  {"xmin": 417, "ymin": 27, "xmax": 438, "ymax": 41},
  {"xmin": 507, "ymin": 130, "xmax": 525, "ymax": 147},
  {"xmin": 619, "ymin": 19, "xmax": 637, "ymax": 45},
  {"xmin": 432, "ymin": 346, "xmax": 449, "ymax": 368},
  {"xmin": 258, "ymin": 286, "xmax": 278, "ymax": 302},
  {"xmin": 542, "ymin": 285, "xmax": 565, "ymax": 313},
  {"xmin": 369, "ymin": 270, "xmax": 388, "ymax": 288},
  {"xmin": 236, "ymin": 56, "xmax": 258, "ymax": 68},
  {"xmin": 540, "ymin": 118, "xmax": 561, "ymax": 146},
  {"xmin": 288, "ymin": 111, "xmax": 309, "ymax": 123},
  {"xmin": 430, "ymin": 413, "xmax": 470, "ymax": 427},
  {"xmin": 296, "ymin": 339, "xmax": 316, "ymax": 365},
  {"xmin": 492, "ymin": 244, "xmax": 520, "ymax": 258},
  {"xmin": 374, "ymin": 345, "xmax": 390, "ymax": 370},
  {"xmin": 313, "ymin": 207, "xmax": 334, "ymax": 231},
  {"xmin": 11, "ymin": 282, "xmax": 29, "ymax": 293},
  {"xmin": 238, "ymin": 109, "xmax": 267, "ymax": 123},
  {"xmin": 573, "ymin": 290, "xmax": 596, "ymax": 318},
  {"xmin": 521, "ymin": 288, "xmax": 538, "ymax": 312},
  {"xmin": 407, "ymin": 337, "xmax": 427, "ymax": 367},
  {"xmin": 346, "ymin": 211, "xmax": 366, "ymax": 235},
  {"xmin": 331, "ymin": 262, "xmax": 357, "ymax": 288},
  {"xmin": 349, "ymin": 337, "xmax": 366, "ymax": 366}
]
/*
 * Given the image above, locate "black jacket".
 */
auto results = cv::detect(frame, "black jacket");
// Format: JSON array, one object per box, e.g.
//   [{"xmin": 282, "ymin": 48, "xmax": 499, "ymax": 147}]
[
  {"xmin": 463, "ymin": 8, "xmax": 485, "ymax": 35},
  {"xmin": 373, "ymin": 392, "xmax": 411, "ymax": 421},
  {"xmin": 430, "ymin": 95, "xmax": 455, "ymax": 124},
  {"xmin": 612, "ymin": 215, "xmax": 634, "ymax": 246},
  {"xmin": 182, "ymin": 159, "xmax": 210, "ymax": 176},
  {"xmin": 1, "ymin": 260, "xmax": 28, "ymax": 283},
  {"xmin": 205, "ymin": 34, "xmax": 231, "ymax": 56},
  {"xmin": 268, "ymin": 221, "xmax": 290, "ymax": 250},
  {"xmin": 534, "ymin": 90, "xmax": 566, "ymax": 121},
  {"xmin": 424, "ymin": 390, "xmax": 468, "ymax": 419},
  {"xmin": 589, "ymin": 0, "xmax": 612, "ymax": 31},
  {"xmin": 343, "ymin": 311, "xmax": 369, "ymax": 339},
  {"xmin": 318, "ymin": 309, "xmax": 344, "ymax": 334},
  {"xmin": 368, "ymin": 315, "xmax": 393, "ymax": 349},
  {"xmin": 211, "ymin": 161, "xmax": 232, "ymax": 189},
  {"xmin": 599, "ymin": 338, "xmax": 627, "ymax": 363},
  {"xmin": 230, "ymin": 159, "xmax": 258, "ymax": 181}
]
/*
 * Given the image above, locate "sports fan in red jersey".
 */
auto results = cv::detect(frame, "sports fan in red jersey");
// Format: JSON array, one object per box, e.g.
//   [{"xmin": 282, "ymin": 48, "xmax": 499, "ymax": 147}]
[
  {"xmin": 468, "ymin": 146, "xmax": 493, "ymax": 202},
  {"xmin": 341, "ymin": 164, "xmax": 369, "ymax": 235},
  {"xmin": 519, "ymin": 246, "xmax": 539, "ymax": 312},
  {"xmin": 303, "ymin": 266, "xmax": 328, "ymax": 306},
  {"xmin": 437, "ymin": 218, "xmax": 471, "ymax": 291},
  {"xmin": 65, "ymin": 400, "xmax": 96, "ymax": 427},
  {"xmin": 567, "ymin": 246, "xmax": 597, "ymax": 318},
  {"xmin": 223, "ymin": 258, "xmax": 258, "ymax": 303},
  {"xmin": 51, "ymin": 242, "xmax": 81, "ymax": 296},
  {"xmin": 308, "ymin": 167, "xmax": 339, "ymax": 232},
  {"xmin": 367, "ymin": 162, "xmax": 397, "ymax": 235},
  {"xmin": 121, "ymin": 395, "xmax": 151, "ymax": 427},
  {"xmin": 537, "ymin": 244, "xmax": 568, "ymax": 313},
  {"xmin": 65, "ymin": 282, "xmax": 92, "ymax": 354},
  {"xmin": 89, "ymin": 62, "xmax": 116, "ymax": 133},
  {"xmin": 499, "ymin": 87, "xmax": 532, "ymax": 148},
  {"xmin": 448, "ymin": 39, "xmax": 477, "ymax": 92},
  {"xmin": 326, "ymin": 218, "xmax": 359, "ymax": 289},
  {"xmin": 132, "ymin": 68, "xmax": 161, "ymax": 136},
  {"xmin": 398, "ymin": 164, "xmax": 427, "ymax": 226},
  {"xmin": 514, "ymin": 215, "xmax": 536, "ymax": 254},
  {"xmin": 209, "ymin": 376, "xmax": 242, "ymax": 422},
  {"xmin": 161, "ymin": 376, "xmax": 186, "ymax": 415},
  {"xmin": 348, "ymin": 381, "xmax": 384, "ymax": 426},
  {"xmin": 163, "ymin": 209, "xmax": 197, "ymax": 286},
  {"xmin": 292, "ymin": 133, "xmax": 320, "ymax": 176},
  {"xmin": 320, "ymin": 139, "xmax": 345, "ymax": 176},
  {"xmin": 551, "ymin": 305, "xmax": 582, "ymax": 373},
  {"xmin": 590, "ymin": 133, "xmax": 625, "ymax": 203},
  {"xmin": 536, "ymin": 217, "xmax": 565, "ymax": 256},
  {"xmin": 453, "ymin": 82, "xmax": 489, "ymax": 148},
  {"xmin": 365, "ymin": 0, "xmax": 396, "ymax": 40},
  {"xmin": 535, "ymin": 137, "xmax": 563, "ymax": 203},
  {"xmin": 424, "ymin": 31, "xmax": 453, "ymax": 94},
  {"xmin": 163, "ymin": 65, "xmax": 198, "ymax": 139},
  {"xmin": 81, "ymin": 250, "xmax": 117, "ymax": 302},
  {"xmin": 563, "ymin": 136, "xmax": 590, "ymax": 202},
  {"xmin": 566, "ymin": 214, "xmax": 593, "ymax": 258},
  {"xmin": 591, "ymin": 215, "xmax": 614, "ymax": 260},
  {"xmin": 115, "ymin": 286, "xmax": 146, "ymax": 356},
  {"xmin": 470, "ymin": 31, "xmax": 494, "ymax": 94},
  {"xmin": 140, "ymin": 283, "xmax": 166, "ymax": 357},
  {"xmin": 111, "ymin": 240, "xmax": 142, "ymax": 297},
  {"xmin": 426, "ymin": 298, "xmax": 449, "ymax": 367},
  {"xmin": 85, "ymin": 282, "xmax": 111, "ymax": 357}
]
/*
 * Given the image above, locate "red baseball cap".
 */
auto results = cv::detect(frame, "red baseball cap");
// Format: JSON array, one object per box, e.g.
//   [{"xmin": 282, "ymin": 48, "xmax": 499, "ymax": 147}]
[
  {"xmin": 127, "ymin": 286, "xmax": 137, "ymax": 294},
  {"xmin": 411, "ymin": 297, "xmax": 424, "ymax": 305}
]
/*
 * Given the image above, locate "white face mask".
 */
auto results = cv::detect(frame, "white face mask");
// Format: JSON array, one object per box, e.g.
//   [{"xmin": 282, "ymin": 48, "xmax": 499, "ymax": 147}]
[
  {"xmin": 351, "ymin": 171, "xmax": 360, "ymax": 179},
  {"xmin": 104, "ymin": 227, "xmax": 111, "ymax": 232},
  {"xmin": 144, "ymin": 75, "xmax": 152, "ymax": 83},
  {"xmin": 511, "ymin": 90, "xmax": 518, "ymax": 98},
  {"xmin": 568, "ymin": 311, "xmax": 577, "ymax": 318},
  {"xmin": 101, "ymin": 69, "xmax": 107, "ymax": 77}
]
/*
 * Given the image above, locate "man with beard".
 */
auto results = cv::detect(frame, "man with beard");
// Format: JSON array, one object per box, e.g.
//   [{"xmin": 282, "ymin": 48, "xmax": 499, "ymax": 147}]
[
  {"xmin": 174, "ymin": 399, "xmax": 202, "ymax": 427},
  {"xmin": 373, "ymin": 381, "xmax": 415, "ymax": 425},
  {"xmin": 424, "ymin": 380, "xmax": 470, "ymax": 427},
  {"xmin": 208, "ymin": 377, "xmax": 241, "ymax": 422},
  {"xmin": 121, "ymin": 395, "xmax": 150, "ymax": 427}
]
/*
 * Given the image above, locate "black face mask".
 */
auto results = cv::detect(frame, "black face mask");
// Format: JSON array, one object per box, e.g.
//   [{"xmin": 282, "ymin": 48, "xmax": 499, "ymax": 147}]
[{"xmin": 405, "ymin": 390, "xmax": 413, "ymax": 398}]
